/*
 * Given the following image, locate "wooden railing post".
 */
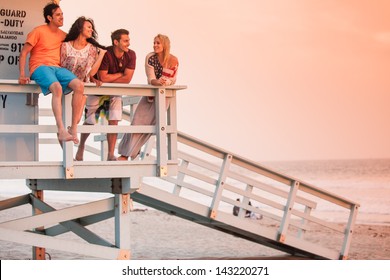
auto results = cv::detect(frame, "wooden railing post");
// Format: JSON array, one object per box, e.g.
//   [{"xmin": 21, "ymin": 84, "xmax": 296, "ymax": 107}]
[
  {"xmin": 32, "ymin": 190, "xmax": 46, "ymax": 260},
  {"xmin": 155, "ymin": 88, "xmax": 168, "ymax": 177},
  {"xmin": 278, "ymin": 180, "xmax": 300, "ymax": 243},
  {"xmin": 209, "ymin": 154, "xmax": 232, "ymax": 219}
]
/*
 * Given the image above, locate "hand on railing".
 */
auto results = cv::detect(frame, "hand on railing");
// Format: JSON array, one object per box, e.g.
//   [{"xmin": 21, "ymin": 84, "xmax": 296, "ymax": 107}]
[{"xmin": 18, "ymin": 76, "xmax": 31, "ymax": 84}]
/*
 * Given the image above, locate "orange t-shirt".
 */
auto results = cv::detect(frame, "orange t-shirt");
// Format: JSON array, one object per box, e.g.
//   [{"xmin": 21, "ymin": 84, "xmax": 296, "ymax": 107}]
[{"xmin": 26, "ymin": 24, "xmax": 66, "ymax": 75}]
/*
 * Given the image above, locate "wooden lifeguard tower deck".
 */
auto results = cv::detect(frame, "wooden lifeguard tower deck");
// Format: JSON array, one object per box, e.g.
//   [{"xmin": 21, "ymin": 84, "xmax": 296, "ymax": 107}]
[{"xmin": 0, "ymin": 80, "xmax": 359, "ymax": 259}]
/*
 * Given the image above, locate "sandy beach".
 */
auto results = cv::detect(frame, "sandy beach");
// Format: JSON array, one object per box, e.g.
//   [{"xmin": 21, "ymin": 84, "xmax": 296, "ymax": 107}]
[{"xmin": 0, "ymin": 201, "xmax": 389, "ymax": 260}]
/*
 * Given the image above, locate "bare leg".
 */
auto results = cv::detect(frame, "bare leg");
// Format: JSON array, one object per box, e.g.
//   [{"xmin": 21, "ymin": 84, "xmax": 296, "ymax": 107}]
[
  {"xmin": 75, "ymin": 122, "xmax": 92, "ymax": 161},
  {"xmin": 49, "ymin": 82, "xmax": 74, "ymax": 143},
  {"xmin": 107, "ymin": 120, "xmax": 119, "ymax": 160},
  {"xmin": 67, "ymin": 79, "xmax": 85, "ymax": 144}
]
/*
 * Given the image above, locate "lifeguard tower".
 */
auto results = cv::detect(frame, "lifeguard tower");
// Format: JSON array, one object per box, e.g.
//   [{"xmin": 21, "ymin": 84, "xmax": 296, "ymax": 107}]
[
  {"xmin": 0, "ymin": 80, "xmax": 186, "ymax": 259},
  {"xmin": 0, "ymin": 0, "xmax": 360, "ymax": 260}
]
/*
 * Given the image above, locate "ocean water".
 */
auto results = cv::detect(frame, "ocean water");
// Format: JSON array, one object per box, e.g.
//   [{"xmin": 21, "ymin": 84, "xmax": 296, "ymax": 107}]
[
  {"xmin": 1, "ymin": 158, "xmax": 389, "ymax": 225},
  {"xmin": 262, "ymin": 158, "xmax": 390, "ymax": 225}
]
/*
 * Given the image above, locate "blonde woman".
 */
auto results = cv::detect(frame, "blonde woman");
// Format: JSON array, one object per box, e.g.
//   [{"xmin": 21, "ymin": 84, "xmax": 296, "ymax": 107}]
[{"xmin": 118, "ymin": 34, "xmax": 178, "ymax": 160}]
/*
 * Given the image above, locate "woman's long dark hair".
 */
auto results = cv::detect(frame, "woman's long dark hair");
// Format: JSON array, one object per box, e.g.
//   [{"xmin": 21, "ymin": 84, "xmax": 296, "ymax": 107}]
[{"xmin": 64, "ymin": 16, "xmax": 106, "ymax": 50}]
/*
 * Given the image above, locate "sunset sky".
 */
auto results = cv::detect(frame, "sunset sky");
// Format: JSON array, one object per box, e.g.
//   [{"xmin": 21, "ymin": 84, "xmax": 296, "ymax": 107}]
[{"xmin": 60, "ymin": 0, "xmax": 390, "ymax": 161}]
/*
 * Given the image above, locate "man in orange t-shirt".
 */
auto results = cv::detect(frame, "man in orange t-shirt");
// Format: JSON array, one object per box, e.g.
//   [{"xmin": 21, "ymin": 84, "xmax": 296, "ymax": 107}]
[{"xmin": 18, "ymin": 2, "xmax": 84, "ymax": 144}]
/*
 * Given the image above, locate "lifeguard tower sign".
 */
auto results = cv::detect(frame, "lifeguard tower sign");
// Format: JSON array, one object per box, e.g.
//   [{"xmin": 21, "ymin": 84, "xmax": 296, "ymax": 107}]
[{"xmin": 0, "ymin": 0, "xmax": 47, "ymax": 161}]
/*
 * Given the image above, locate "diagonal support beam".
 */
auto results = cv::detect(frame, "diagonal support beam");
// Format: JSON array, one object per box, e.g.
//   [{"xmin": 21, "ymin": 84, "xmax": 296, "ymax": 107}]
[
  {"xmin": 0, "ymin": 197, "xmax": 115, "ymax": 230},
  {"xmin": 0, "ymin": 227, "xmax": 121, "ymax": 259},
  {"xmin": 0, "ymin": 194, "xmax": 31, "ymax": 210},
  {"xmin": 31, "ymin": 196, "xmax": 114, "ymax": 247}
]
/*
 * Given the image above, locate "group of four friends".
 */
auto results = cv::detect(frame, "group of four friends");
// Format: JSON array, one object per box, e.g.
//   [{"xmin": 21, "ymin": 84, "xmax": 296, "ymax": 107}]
[{"xmin": 18, "ymin": 2, "xmax": 179, "ymax": 161}]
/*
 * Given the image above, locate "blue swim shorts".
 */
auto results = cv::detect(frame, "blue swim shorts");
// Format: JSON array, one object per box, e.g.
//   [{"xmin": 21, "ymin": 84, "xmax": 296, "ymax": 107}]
[{"xmin": 31, "ymin": 66, "xmax": 77, "ymax": 96}]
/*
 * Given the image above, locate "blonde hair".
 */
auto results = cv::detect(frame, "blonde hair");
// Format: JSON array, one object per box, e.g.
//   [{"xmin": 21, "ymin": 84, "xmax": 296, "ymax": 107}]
[{"xmin": 155, "ymin": 34, "xmax": 171, "ymax": 67}]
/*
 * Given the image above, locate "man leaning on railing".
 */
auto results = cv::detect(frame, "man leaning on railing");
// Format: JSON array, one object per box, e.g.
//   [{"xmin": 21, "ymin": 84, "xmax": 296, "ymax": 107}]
[{"xmin": 75, "ymin": 29, "xmax": 136, "ymax": 161}]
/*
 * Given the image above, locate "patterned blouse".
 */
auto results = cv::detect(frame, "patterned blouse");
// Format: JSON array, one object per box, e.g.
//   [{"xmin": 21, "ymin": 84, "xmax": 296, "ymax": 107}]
[
  {"xmin": 148, "ymin": 54, "xmax": 164, "ymax": 79},
  {"xmin": 60, "ymin": 41, "xmax": 98, "ymax": 82},
  {"xmin": 147, "ymin": 53, "xmax": 178, "ymax": 84}
]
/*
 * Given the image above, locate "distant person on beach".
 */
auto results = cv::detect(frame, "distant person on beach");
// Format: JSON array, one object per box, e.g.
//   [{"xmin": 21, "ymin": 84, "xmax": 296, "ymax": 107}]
[
  {"xmin": 233, "ymin": 198, "xmax": 240, "ymax": 216},
  {"xmin": 233, "ymin": 198, "xmax": 252, "ymax": 217},
  {"xmin": 75, "ymin": 28, "xmax": 136, "ymax": 161},
  {"xmin": 61, "ymin": 16, "xmax": 107, "ymax": 85},
  {"xmin": 117, "ymin": 34, "xmax": 178, "ymax": 161},
  {"xmin": 18, "ymin": 2, "xmax": 85, "ymax": 144},
  {"xmin": 233, "ymin": 198, "xmax": 262, "ymax": 219}
]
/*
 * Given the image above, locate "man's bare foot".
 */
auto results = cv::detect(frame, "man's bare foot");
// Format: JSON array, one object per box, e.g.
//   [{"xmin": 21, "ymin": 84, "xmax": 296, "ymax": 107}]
[
  {"xmin": 67, "ymin": 126, "xmax": 79, "ymax": 144},
  {"xmin": 58, "ymin": 129, "xmax": 75, "ymax": 142},
  {"xmin": 75, "ymin": 146, "xmax": 84, "ymax": 161},
  {"xmin": 117, "ymin": 155, "xmax": 129, "ymax": 161},
  {"xmin": 71, "ymin": 136, "xmax": 79, "ymax": 144},
  {"xmin": 107, "ymin": 156, "xmax": 118, "ymax": 161}
]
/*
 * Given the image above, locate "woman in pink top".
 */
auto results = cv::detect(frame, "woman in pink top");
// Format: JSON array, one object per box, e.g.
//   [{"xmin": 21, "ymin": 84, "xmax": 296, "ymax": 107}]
[{"xmin": 61, "ymin": 17, "xmax": 107, "ymax": 85}]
